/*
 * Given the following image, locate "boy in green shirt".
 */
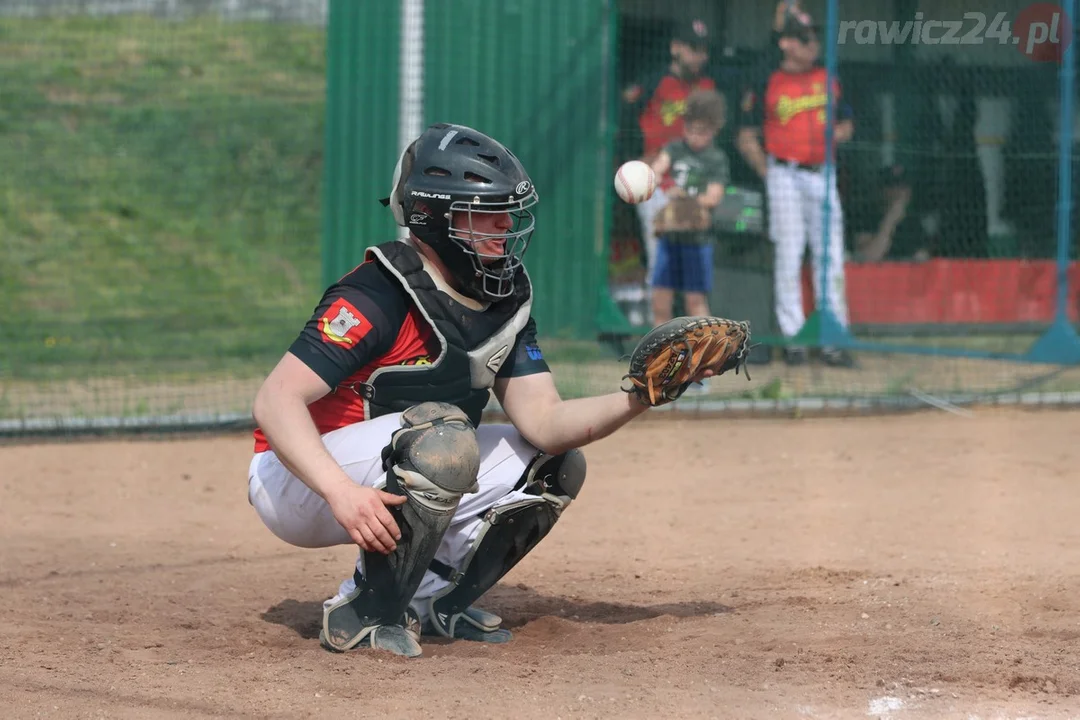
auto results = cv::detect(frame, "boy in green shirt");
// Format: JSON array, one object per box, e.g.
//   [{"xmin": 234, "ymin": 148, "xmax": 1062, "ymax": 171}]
[{"xmin": 649, "ymin": 89, "xmax": 730, "ymax": 325}]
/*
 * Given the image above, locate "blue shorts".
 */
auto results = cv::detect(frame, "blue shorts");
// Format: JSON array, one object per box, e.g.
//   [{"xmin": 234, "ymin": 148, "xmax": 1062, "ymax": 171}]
[{"xmin": 651, "ymin": 239, "xmax": 713, "ymax": 293}]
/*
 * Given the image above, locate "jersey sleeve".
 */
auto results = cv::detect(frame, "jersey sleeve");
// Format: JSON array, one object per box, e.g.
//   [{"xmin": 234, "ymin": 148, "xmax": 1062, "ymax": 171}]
[
  {"xmin": 495, "ymin": 316, "xmax": 550, "ymax": 379},
  {"xmin": 287, "ymin": 262, "xmax": 409, "ymax": 390}
]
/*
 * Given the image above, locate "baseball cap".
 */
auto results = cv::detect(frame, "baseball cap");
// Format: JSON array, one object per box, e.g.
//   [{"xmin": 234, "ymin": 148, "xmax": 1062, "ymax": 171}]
[
  {"xmin": 780, "ymin": 9, "xmax": 820, "ymax": 42},
  {"xmin": 673, "ymin": 18, "xmax": 711, "ymax": 51}
]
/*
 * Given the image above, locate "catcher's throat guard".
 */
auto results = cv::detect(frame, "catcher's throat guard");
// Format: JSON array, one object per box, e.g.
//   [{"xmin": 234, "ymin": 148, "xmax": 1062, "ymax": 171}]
[
  {"xmin": 322, "ymin": 402, "xmax": 481, "ymax": 655},
  {"xmin": 622, "ymin": 316, "xmax": 753, "ymax": 407},
  {"xmin": 425, "ymin": 449, "xmax": 586, "ymax": 639}
]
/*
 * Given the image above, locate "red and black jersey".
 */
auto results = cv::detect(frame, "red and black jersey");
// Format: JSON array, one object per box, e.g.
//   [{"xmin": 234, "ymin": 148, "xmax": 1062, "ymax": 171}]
[
  {"xmin": 739, "ymin": 66, "xmax": 852, "ymax": 166},
  {"xmin": 253, "ymin": 258, "xmax": 548, "ymax": 453},
  {"xmin": 628, "ymin": 71, "xmax": 717, "ymax": 163}
]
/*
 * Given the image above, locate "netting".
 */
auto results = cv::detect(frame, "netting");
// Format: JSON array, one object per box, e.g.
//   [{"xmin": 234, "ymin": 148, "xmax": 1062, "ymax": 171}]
[
  {"xmin": 608, "ymin": 0, "xmax": 1080, "ymax": 409},
  {"xmin": 0, "ymin": 2, "xmax": 326, "ymax": 431},
  {"xmin": 2, "ymin": 0, "xmax": 1079, "ymax": 435}
]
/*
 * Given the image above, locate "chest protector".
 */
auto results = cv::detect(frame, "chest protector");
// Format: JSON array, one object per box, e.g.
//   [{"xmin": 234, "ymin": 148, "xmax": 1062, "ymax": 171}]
[{"xmin": 360, "ymin": 241, "xmax": 533, "ymax": 427}]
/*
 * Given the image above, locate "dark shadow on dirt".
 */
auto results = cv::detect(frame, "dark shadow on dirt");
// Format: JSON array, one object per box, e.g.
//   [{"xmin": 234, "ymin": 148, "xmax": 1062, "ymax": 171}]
[{"xmin": 261, "ymin": 584, "xmax": 733, "ymax": 639}]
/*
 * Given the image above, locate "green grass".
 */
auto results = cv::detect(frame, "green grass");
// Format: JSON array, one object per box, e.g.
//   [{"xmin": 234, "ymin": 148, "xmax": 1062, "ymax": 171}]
[{"xmin": 0, "ymin": 15, "xmax": 326, "ymax": 380}]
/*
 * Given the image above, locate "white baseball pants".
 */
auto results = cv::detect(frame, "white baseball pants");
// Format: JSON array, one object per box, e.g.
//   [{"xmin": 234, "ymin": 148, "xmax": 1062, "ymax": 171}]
[
  {"xmin": 247, "ymin": 412, "xmax": 540, "ymax": 623},
  {"xmin": 765, "ymin": 158, "xmax": 850, "ymax": 339}
]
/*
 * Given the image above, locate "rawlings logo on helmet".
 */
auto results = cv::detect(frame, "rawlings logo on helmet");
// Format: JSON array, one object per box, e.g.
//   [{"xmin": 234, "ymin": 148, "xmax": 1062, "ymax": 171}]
[{"xmin": 515, "ymin": 181, "xmax": 531, "ymax": 195}]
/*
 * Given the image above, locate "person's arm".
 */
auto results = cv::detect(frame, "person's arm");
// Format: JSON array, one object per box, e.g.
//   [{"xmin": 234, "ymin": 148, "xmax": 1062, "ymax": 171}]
[
  {"xmin": 736, "ymin": 82, "xmax": 768, "ymax": 179},
  {"xmin": 834, "ymin": 82, "xmax": 854, "ymax": 144},
  {"xmin": 491, "ymin": 318, "xmax": 649, "ymax": 455},
  {"xmin": 866, "ymin": 185, "xmax": 912, "ymax": 260},
  {"xmin": 252, "ymin": 274, "xmax": 409, "ymax": 554},
  {"xmin": 252, "ymin": 351, "xmax": 407, "ymax": 554},
  {"xmin": 493, "ymin": 316, "xmax": 726, "ymax": 453},
  {"xmin": 765, "ymin": 1, "xmax": 797, "ymax": 70},
  {"xmin": 495, "ymin": 371, "xmax": 650, "ymax": 456},
  {"xmin": 697, "ymin": 149, "xmax": 729, "ymax": 209},
  {"xmin": 623, "ymin": 71, "xmax": 663, "ymax": 115},
  {"xmin": 835, "ymin": 119, "xmax": 854, "ymax": 144},
  {"xmin": 737, "ymin": 127, "xmax": 768, "ymax": 180},
  {"xmin": 697, "ymin": 181, "xmax": 726, "ymax": 209},
  {"xmin": 253, "ymin": 354, "xmax": 361, "ymax": 503},
  {"xmin": 774, "ymin": 0, "xmax": 801, "ymax": 33},
  {"xmin": 855, "ymin": 185, "xmax": 911, "ymax": 262},
  {"xmin": 650, "ymin": 149, "xmax": 672, "ymax": 179}
]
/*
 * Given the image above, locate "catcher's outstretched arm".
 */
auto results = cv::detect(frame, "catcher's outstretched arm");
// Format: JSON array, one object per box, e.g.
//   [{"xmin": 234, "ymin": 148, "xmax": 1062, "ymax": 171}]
[{"xmin": 494, "ymin": 372, "xmax": 649, "ymax": 456}]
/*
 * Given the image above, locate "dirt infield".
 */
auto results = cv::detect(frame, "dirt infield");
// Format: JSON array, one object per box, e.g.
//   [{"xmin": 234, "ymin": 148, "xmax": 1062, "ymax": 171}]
[{"xmin": 2, "ymin": 409, "xmax": 1080, "ymax": 719}]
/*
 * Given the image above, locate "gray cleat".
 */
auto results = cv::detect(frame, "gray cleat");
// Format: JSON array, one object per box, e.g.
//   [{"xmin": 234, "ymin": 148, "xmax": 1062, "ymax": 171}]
[
  {"xmin": 320, "ymin": 606, "xmax": 423, "ymax": 658},
  {"xmin": 424, "ymin": 605, "xmax": 513, "ymax": 644}
]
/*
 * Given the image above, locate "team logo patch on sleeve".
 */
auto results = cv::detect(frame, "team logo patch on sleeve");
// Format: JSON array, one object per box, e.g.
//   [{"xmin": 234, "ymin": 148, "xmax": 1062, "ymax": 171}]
[{"xmin": 319, "ymin": 298, "xmax": 372, "ymax": 346}]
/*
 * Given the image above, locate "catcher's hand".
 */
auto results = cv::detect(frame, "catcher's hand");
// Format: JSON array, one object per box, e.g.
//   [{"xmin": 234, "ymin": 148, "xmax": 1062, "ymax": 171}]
[{"xmin": 622, "ymin": 316, "xmax": 752, "ymax": 407}]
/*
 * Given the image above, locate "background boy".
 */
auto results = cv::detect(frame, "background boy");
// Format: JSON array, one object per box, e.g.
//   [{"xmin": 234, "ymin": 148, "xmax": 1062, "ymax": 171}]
[{"xmin": 649, "ymin": 88, "xmax": 730, "ymax": 325}]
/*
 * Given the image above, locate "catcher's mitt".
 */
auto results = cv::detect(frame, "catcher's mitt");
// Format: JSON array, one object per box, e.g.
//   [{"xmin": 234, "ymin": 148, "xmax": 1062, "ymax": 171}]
[{"xmin": 622, "ymin": 316, "xmax": 752, "ymax": 407}]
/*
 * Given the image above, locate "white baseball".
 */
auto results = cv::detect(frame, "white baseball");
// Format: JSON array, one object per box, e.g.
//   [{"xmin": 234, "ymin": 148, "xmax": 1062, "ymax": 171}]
[{"xmin": 614, "ymin": 160, "xmax": 656, "ymax": 204}]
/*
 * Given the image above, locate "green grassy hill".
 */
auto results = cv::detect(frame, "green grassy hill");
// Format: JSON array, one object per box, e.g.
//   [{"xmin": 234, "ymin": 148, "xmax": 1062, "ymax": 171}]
[{"xmin": 0, "ymin": 16, "xmax": 327, "ymax": 380}]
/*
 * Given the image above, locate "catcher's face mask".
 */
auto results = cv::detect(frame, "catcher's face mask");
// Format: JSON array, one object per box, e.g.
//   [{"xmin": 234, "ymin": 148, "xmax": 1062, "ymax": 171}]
[{"xmin": 446, "ymin": 191, "xmax": 537, "ymax": 300}]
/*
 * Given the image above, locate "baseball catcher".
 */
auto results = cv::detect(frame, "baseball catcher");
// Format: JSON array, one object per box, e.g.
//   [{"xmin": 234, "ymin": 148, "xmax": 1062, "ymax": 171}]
[{"xmin": 247, "ymin": 122, "xmax": 753, "ymax": 659}]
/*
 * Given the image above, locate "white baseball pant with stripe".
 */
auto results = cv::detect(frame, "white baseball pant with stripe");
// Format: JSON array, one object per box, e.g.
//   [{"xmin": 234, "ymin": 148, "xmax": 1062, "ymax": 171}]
[{"xmin": 765, "ymin": 157, "xmax": 850, "ymax": 339}]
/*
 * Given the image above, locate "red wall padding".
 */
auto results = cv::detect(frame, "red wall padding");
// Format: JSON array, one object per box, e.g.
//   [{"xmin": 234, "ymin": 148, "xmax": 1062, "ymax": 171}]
[{"xmin": 801, "ymin": 260, "xmax": 1080, "ymax": 324}]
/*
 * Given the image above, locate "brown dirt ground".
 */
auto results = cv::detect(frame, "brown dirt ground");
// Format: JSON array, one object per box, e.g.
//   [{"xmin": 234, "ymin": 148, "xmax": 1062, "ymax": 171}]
[{"xmin": 2, "ymin": 409, "xmax": 1080, "ymax": 720}]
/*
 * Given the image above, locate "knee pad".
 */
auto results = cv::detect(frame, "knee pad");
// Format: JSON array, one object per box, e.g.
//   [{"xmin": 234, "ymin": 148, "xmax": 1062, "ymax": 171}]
[
  {"xmin": 519, "ymin": 448, "xmax": 587, "ymax": 515},
  {"xmin": 322, "ymin": 402, "xmax": 480, "ymax": 652},
  {"xmin": 425, "ymin": 449, "xmax": 587, "ymax": 639},
  {"xmin": 382, "ymin": 401, "xmax": 481, "ymax": 508}
]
